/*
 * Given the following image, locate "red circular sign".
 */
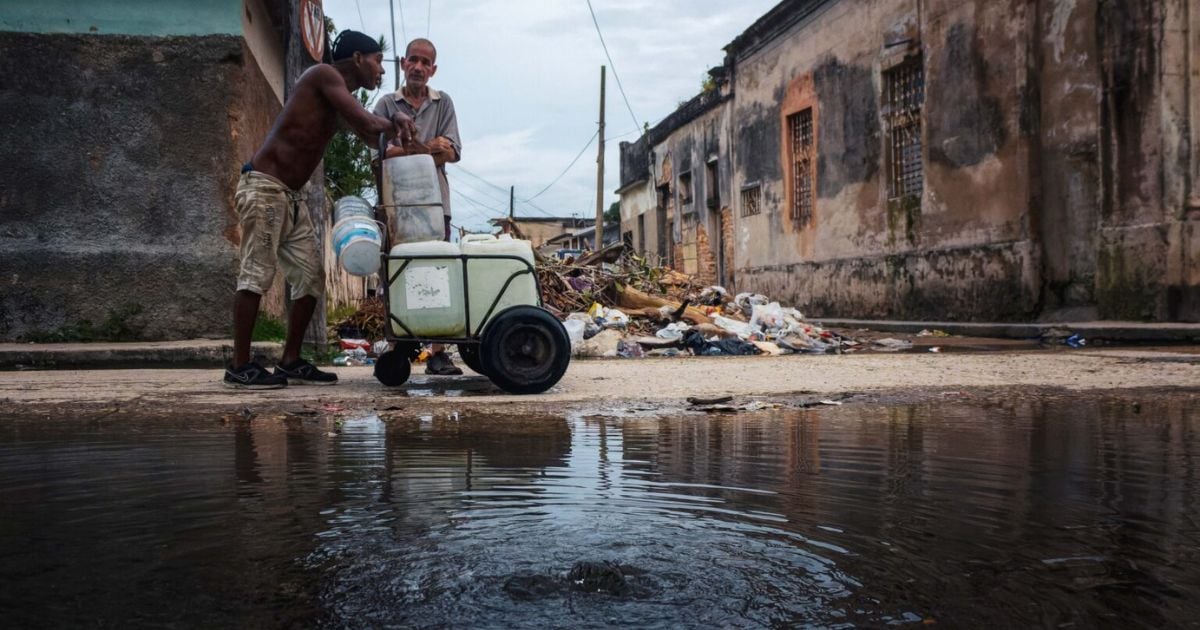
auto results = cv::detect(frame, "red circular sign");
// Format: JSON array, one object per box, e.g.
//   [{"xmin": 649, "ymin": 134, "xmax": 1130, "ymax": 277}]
[{"xmin": 301, "ymin": 0, "xmax": 325, "ymax": 63}]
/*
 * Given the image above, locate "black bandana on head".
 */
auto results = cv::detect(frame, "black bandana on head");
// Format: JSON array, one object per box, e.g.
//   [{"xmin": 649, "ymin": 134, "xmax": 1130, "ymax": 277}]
[{"xmin": 332, "ymin": 30, "xmax": 382, "ymax": 61}]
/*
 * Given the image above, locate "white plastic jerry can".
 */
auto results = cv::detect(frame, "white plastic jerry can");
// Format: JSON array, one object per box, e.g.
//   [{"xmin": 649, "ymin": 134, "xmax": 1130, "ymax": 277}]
[
  {"xmin": 379, "ymin": 154, "xmax": 444, "ymax": 244},
  {"xmin": 387, "ymin": 240, "xmax": 465, "ymax": 337},
  {"xmin": 460, "ymin": 233, "xmax": 539, "ymax": 335}
]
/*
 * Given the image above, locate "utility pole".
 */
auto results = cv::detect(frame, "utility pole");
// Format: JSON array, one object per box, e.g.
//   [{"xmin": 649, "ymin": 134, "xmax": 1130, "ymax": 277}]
[
  {"xmin": 594, "ymin": 65, "xmax": 606, "ymax": 250},
  {"xmin": 389, "ymin": 0, "xmax": 400, "ymax": 89},
  {"xmin": 509, "ymin": 185, "xmax": 515, "ymax": 219}
]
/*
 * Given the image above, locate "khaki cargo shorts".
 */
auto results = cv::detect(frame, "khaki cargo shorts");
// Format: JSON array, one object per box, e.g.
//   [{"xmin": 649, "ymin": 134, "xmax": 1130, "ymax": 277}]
[{"xmin": 235, "ymin": 170, "xmax": 325, "ymax": 300}]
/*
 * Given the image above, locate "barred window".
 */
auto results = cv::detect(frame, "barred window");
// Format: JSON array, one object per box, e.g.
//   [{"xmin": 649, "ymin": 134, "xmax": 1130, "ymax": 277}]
[
  {"xmin": 740, "ymin": 184, "xmax": 761, "ymax": 217},
  {"xmin": 788, "ymin": 108, "xmax": 815, "ymax": 225},
  {"xmin": 884, "ymin": 57, "xmax": 924, "ymax": 200}
]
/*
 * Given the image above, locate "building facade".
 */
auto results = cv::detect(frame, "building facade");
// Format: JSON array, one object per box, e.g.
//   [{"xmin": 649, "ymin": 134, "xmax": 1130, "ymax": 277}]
[
  {"xmin": 618, "ymin": 0, "xmax": 1200, "ymax": 322},
  {"xmin": 0, "ymin": 0, "xmax": 330, "ymax": 340}
]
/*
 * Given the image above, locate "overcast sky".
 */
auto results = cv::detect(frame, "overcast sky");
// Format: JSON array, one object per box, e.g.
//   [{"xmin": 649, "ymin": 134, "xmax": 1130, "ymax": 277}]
[{"xmin": 322, "ymin": 0, "xmax": 777, "ymax": 233}]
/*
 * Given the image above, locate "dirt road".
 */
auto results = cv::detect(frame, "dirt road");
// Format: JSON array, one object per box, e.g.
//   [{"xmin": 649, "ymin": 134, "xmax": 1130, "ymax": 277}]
[{"xmin": 3, "ymin": 346, "xmax": 1197, "ymax": 417}]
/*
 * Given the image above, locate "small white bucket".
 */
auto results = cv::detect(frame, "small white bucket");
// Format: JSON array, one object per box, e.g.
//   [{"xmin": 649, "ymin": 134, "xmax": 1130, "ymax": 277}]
[{"xmin": 332, "ymin": 217, "xmax": 382, "ymax": 276}]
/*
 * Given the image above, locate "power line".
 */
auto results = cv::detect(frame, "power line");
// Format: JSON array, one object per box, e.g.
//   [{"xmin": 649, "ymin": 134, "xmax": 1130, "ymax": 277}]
[
  {"xmin": 520, "ymin": 129, "xmax": 599, "ymax": 202},
  {"xmin": 450, "ymin": 164, "xmax": 510, "ymax": 194},
  {"xmin": 447, "ymin": 171, "xmax": 509, "ymax": 206},
  {"xmin": 450, "ymin": 165, "xmax": 563, "ymax": 218},
  {"xmin": 449, "ymin": 186, "xmax": 506, "ymax": 217},
  {"xmin": 397, "ymin": 0, "xmax": 408, "ymax": 47},
  {"xmin": 354, "ymin": 0, "xmax": 365, "ymax": 30},
  {"xmin": 585, "ymin": 0, "xmax": 640, "ymax": 132}
]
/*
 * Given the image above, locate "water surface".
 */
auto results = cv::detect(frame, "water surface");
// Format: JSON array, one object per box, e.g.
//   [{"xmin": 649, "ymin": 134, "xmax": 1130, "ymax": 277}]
[{"xmin": 1, "ymin": 393, "xmax": 1198, "ymax": 628}]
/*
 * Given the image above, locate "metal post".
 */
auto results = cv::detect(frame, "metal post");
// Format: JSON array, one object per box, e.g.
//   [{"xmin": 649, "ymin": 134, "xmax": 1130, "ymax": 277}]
[{"xmin": 595, "ymin": 65, "xmax": 606, "ymax": 250}]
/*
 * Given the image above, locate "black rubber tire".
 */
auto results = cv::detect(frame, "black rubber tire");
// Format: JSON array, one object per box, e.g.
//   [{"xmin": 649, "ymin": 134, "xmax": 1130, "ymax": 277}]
[
  {"xmin": 458, "ymin": 343, "xmax": 487, "ymax": 376},
  {"xmin": 374, "ymin": 349, "xmax": 411, "ymax": 386},
  {"xmin": 480, "ymin": 306, "xmax": 571, "ymax": 395}
]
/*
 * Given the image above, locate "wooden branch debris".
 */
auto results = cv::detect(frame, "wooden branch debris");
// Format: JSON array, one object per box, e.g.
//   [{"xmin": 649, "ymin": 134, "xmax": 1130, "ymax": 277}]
[{"xmin": 614, "ymin": 284, "xmax": 712, "ymax": 325}]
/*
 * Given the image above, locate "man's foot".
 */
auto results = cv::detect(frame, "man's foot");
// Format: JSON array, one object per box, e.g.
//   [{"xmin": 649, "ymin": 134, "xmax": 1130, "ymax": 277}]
[
  {"xmin": 425, "ymin": 351, "xmax": 463, "ymax": 376},
  {"xmin": 224, "ymin": 362, "xmax": 288, "ymax": 390},
  {"xmin": 274, "ymin": 358, "xmax": 339, "ymax": 385}
]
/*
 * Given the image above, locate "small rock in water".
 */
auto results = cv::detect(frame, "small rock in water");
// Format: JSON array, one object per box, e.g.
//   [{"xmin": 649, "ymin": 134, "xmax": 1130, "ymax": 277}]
[{"xmin": 567, "ymin": 561, "xmax": 629, "ymax": 595}]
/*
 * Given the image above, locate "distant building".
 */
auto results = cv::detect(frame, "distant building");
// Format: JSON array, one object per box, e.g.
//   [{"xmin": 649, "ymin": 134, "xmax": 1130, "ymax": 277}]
[
  {"xmin": 0, "ymin": 0, "xmax": 333, "ymax": 341},
  {"xmin": 542, "ymin": 222, "xmax": 622, "ymax": 256},
  {"xmin": 618, "ymin": 0, "xmax": 1200, "ymax": 322},
  {"xmin": 489, "ymin": 216, "xmax": 592, "ymax": 250}
]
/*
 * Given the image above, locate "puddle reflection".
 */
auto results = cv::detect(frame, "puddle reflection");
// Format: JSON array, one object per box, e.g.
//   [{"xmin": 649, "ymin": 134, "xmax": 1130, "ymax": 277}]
[{"xmin": 1, "ymin": 393, "xmax": 1198, "ymax": 627}]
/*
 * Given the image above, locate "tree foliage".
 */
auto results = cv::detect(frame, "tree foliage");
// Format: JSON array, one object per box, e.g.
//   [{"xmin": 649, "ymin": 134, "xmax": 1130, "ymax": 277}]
[
  {"xmin": 324, "ymin": 89, "xmax": 376, "ymax": 200},
  {"xmin": 604, "ymin": 201, "xmax": 621, "ymax": 223}
]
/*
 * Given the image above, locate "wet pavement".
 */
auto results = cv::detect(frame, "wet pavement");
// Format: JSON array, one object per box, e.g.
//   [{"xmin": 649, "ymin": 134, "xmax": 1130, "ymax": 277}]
[{"xmin": 1, "ymin": 390, "xmax": 1198, "ymax": 628}]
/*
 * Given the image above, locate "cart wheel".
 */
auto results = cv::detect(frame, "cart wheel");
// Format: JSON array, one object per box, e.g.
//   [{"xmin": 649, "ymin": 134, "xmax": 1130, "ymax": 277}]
[
  {"xmin": 374, "ymin": 349, "xmax": 411, "ymax": 387},
  {"xmin": 458, "ymin": 344, "xmax": 487, "ymax": 376},
  {"xmin": 480, "ymin": 306, "xmax": 570, "ymax": 395}
]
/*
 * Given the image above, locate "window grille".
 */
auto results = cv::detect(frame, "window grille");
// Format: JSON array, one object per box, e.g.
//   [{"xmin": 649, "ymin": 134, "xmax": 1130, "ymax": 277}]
[
  {"xmin": 885, "ymin": 57, "xmax": 924, "ymax": 200},
  {"xmin": 788, "ymin": 108, "xmax": 815, "ymax": 224},
  {"xmin": 741, "ymin": 185, "xmax": 761, "ymax": 217}
]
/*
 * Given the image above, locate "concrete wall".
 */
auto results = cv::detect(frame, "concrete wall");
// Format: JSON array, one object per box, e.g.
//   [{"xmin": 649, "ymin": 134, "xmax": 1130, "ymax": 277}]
[
  {"xmin": 726, "ymin": 0, "xmax": 1041, "ymax": 321},
  {"xmin": 698, "ymin": 0, "xmax": 1199, "ymax": 322},
  {"xmin": 0, "ymin": 0, "xmax": 242, "ymax": 36},
  {"xmin": 649, "ymin": 101, "xmax": 732, "ymax": 284},
  {"xmin": 0, "ymin": 30, "xmax": 281, "ymax": 340}
]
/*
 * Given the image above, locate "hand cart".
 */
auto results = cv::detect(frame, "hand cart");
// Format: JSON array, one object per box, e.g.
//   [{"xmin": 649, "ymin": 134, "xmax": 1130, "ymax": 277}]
[{"xmin": 371, "ymin": 137, "xmax": 570, "ymax": 395}]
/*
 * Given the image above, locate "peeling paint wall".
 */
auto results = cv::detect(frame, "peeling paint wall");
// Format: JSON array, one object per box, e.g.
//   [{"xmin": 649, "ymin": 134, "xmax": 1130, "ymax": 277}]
[
  {"xmin": 0, "ymin": 28, "xmax": 281, "ymax": 340},
  {"xmin": 617, "ymin": 0, "xmax": 1196, "ymax": 322}
]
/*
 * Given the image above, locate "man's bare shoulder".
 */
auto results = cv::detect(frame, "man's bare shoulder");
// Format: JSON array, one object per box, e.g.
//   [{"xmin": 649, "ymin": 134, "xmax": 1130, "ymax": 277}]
[{"xmin": 295, "ymin": 64, "xmax": 344, "ymax": 91}]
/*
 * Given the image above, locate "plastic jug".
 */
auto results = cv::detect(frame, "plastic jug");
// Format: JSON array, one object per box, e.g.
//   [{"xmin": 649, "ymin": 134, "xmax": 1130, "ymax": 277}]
[
  {"xmin": 460, "ymin": 233, "xmax": 539, "ymax": 335},
  {"xmin": 386, "ymin": 240, "xmax": 464, "ymax": 337},
  {"xmin": 331, "ymin": 216, "xmax": 382, "ymax": 276},
  {"xmin": 379, "ymin": 154, "xmax": 443, "ymax": 245},
  {"xmin": 333, "ymin": 195, "xmax": 373, "ymax": 224}
]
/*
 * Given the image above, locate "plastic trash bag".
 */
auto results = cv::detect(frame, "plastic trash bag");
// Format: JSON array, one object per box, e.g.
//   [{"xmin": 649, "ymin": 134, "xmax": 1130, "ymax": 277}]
[
  {"xmin": 734, "ymin": 292, "xmax": 770, "ymax": 311},
  {"xmin": 655, "ymin": 321, "xmax": 690, "ymax": 341},
  {"xmin": 749, "ymin": 302, "xmax": 786, "ymax": 331},
  {"xmin": 563, "ymin": 319, "xmax": 586, "ymax": 348},
  {"xmin": 712, "ymin": 315, "xmax": 755, "ymax": 338}
]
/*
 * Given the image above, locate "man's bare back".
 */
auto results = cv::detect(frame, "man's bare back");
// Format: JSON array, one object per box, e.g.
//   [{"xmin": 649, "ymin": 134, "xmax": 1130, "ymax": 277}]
[{"xmin": 251, "ymin": 58, "xmax": 413, "ymax": 190}]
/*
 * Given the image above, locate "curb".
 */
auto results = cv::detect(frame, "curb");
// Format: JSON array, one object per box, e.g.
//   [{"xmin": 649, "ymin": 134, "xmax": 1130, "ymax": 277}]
[
  {"xmin": 811, "ymin": 319, "xmax": 1200, "ymax": 343},
  {"xmin": 0, "ymin": 341, "xmax": 283, "ymax": 369}
]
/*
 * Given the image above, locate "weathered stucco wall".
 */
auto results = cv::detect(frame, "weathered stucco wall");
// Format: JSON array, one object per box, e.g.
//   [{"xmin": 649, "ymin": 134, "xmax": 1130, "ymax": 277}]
[
  {"xmin": 0, "ymin": 0, "xmax": 242, "ymax": 36},
  {"xmin": 620, "ymin": 0, "xmax": 1197, "ymax": 322},
  {"xmin": 729, "ymin": 0, "xmax": 1040, "ymax": 321},
  {"xmin": 0, "ymin": 32, "xmax": 280, "ymax": 340},
  {"xmin": 650, "ymin": 101, "xmax": 731, "ymax": 280}
]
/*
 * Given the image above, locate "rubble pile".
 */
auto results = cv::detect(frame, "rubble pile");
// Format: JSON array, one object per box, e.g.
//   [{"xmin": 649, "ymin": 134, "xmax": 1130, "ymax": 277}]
[
  {"xmin": 536, "ymin": 244, "xmax": 859, "ymax": 358},
  {"xmin": 330, "ymin": 242, "xmax": 876, "ymax": 360}
]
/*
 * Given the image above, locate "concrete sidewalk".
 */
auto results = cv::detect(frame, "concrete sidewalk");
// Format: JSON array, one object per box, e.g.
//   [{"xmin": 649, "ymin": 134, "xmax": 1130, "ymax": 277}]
[
  {"xmin": 811, "ymin": 319, "xmax": 1200, "ymax": 343},
  {"xmin": 1, "ymin": 319, "xmax": 1197, "ymax": 369},
  {"xmin": 0, "ymin": 340, "xmax": 282, "ymax": 369}
]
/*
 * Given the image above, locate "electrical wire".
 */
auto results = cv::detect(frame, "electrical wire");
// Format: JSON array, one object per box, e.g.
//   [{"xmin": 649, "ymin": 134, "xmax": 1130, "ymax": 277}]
[
  {"xmin": 585, "ymin": 0, "xmax": 641, "ymax": 132},
  {"xmin": 354, "ymin": 0, "xmax": 365, "ymax": 30},
  {"xmin": 520, "ymin": 129, "xmax": 599, "ymax": 202},
  {"xmin": 397, "ymin": 0, "xmax": 408, "ymax": 48},
  {"xmin": 447, "ymin": 172, "xmax": 510, "ymax": 207}
]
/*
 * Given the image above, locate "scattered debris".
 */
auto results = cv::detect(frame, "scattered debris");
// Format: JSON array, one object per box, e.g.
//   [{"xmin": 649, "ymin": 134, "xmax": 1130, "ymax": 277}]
[{"xmin": 329, "ymin": 241, "xmax": 916, "ymax": 362}]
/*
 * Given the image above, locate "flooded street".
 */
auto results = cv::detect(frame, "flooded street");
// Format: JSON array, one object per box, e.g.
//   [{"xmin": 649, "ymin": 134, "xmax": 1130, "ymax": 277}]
[{"xmin": 2, "ymin": 391, "xmax": 1198, "ymax": 628}]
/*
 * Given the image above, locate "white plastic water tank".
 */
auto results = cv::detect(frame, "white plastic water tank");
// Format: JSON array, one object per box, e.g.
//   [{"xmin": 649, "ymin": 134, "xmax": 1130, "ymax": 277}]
[
  {"xmin": 386, "ymin": 240, "xmax": 465, "ymax": 337},
  {"xmin": 460, "ymin": 233, "xmax": 539, "ymax": 335},
  {"xmin": 380, "ymin": 154, "xmax": 444, "ymax": 245}
]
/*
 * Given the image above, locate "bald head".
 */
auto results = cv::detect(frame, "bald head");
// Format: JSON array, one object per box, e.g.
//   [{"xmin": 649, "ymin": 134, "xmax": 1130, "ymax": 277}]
[{"xmin": 405, "ymin": 38, "xmax": 437, "ymax": 62}]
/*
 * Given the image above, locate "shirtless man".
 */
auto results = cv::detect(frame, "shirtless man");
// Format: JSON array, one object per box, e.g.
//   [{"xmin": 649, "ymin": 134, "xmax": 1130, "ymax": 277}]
[{"xmin": 225, "ymin": 30, "xmax": 417, "ymax": 390}]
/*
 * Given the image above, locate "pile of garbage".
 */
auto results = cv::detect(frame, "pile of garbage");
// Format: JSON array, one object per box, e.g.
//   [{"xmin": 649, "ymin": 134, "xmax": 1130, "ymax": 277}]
[
  {"xmin": 329, "ymin": 241, "xmax": 880, "ymax": 360},
  {"xmin": 536, "ymin": 243, "xmax": 859, "ymax": 358}
]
